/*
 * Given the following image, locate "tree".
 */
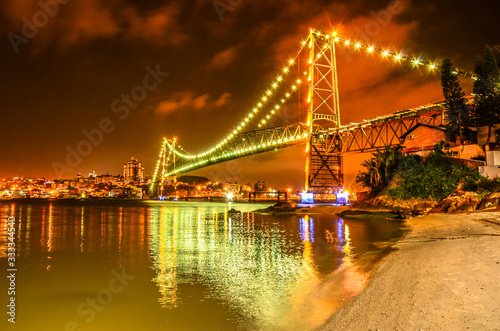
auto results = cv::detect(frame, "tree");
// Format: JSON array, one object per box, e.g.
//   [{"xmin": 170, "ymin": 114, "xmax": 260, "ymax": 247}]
[
  {"xmin": 441, "ymin": 58, "xmax": 470, "ymax": 144},
  {"xmin": 472, "ymin": 45, "xmax": 500, "ymax": 145},
  {"xmin": 491, "ymin": 45, "xmax": 500, "ymax": 71},
  {"xmin": 356, "ymin": 146, "xmax": 403, "ymax": 196}
]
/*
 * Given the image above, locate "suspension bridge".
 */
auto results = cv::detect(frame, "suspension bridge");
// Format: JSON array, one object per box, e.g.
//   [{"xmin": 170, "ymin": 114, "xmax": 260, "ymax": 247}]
[{"xmin": 150, "ymin": 29, "xmax": 476, "ymax": 195}]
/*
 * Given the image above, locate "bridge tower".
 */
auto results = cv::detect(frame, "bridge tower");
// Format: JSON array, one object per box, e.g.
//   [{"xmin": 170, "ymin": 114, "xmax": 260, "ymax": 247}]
[
  {"xmin": 305, "ymin": 30, "xmax": 343, "ymax": 193},
  {"xmin": 150, "ymin": 138, "xmax": 177, "ymax": 195}
]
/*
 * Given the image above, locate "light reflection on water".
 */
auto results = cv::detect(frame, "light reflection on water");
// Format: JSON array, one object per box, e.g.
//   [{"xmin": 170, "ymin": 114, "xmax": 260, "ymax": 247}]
[{"xmin": 0, "ymin": 201, "xmax": 404, "ymax": 331}]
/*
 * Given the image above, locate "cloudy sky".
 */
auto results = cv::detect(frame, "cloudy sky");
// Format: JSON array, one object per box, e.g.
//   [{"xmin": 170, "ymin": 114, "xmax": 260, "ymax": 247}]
[{"xmin": 1, "ymin": 0, "xmax": 498, "ymax": 189}]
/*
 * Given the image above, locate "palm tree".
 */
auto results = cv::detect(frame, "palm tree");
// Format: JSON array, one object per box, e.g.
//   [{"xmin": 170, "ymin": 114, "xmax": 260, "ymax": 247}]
[{"xmin": 356, "ymin": 146, "xmax": 403, "ymax": 196}]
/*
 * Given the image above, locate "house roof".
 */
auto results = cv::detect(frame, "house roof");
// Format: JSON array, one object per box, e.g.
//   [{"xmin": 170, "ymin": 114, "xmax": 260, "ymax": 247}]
[{"xmin": 400, "ymin": 123, "xmax": 446, "ymax": 139}]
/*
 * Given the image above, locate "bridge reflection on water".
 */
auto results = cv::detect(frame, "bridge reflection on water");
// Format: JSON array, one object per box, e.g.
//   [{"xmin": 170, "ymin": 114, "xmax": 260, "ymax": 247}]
[{"xmin": 0, "ymin": 201, "xmax": 404, "ymax": 330}]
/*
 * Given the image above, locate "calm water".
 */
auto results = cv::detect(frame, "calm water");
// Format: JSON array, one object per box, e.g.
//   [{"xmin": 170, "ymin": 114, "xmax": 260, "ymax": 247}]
[{"xmin": 0, "ymin": 201, "xmax": 405, "ymax": 330}]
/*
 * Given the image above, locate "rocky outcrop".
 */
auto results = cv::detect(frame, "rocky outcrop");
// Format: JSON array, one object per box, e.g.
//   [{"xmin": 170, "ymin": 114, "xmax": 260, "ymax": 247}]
[
  {"xmin": 433, "ymin": 192, "xmax": 481, "ymax": 213},
  {"xmin": 361, "ymin": 195, "xmax": 438, "ymax": 216},
  {"xmin": 348, "ymin": 191, "xmax": 499, "ymax": 218},
  {"xmin": 477, "ymin": 192, "xmax": 500, "ymax": 210}
]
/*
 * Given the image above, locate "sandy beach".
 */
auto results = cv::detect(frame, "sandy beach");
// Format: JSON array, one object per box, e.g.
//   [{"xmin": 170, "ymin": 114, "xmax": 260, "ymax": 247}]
[{"xmin": 321, "ymin": 211, "xmax": 500, "ymax": 331}]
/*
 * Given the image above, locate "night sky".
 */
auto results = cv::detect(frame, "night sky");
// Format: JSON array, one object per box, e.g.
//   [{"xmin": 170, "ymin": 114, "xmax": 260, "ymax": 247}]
[{"xmin": 1, "ymin": 0, "xmax": 499, "ymax": 189}]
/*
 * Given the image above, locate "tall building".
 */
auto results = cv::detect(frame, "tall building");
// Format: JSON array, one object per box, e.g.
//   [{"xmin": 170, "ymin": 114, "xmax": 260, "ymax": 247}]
[{"xmin": 123, "ymin": 157, "xmax": 144, "ymax": 182}]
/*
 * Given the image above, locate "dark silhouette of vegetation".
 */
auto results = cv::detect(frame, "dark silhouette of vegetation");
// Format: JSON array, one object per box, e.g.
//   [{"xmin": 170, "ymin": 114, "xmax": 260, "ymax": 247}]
[
  {"xmin": 463, "ymin": 176, "xmax": 500, "ymax": 196},
  {"xmin": 441, "ymin": 58, "xmax": 470, "ymax": 143},
  {"xmin": 387, "ymin": 144, "xmax": 481, "ymax": 200},
  {"xmin": 472, "ymin": 45, "xmax": 500, "ymax": 145},
  {"xmin": 440, "ymin": 45, "xmax": 500, "ymax": 146},
  {"xmin": 355, "ymin": 146, "xmax": 405, "ymax": 197}
]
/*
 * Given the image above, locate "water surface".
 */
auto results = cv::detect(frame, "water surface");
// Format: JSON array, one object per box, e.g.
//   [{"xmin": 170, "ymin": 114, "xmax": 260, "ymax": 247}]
[{"xmin": 0, "ymin": 201, "xmax": 405, "ymax": 330}]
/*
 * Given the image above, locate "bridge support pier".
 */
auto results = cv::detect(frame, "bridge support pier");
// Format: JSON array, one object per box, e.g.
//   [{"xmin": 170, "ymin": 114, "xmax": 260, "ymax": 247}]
[{"xmin": 306, "ymin": 137, "xmax": 344, "ymax": 193}]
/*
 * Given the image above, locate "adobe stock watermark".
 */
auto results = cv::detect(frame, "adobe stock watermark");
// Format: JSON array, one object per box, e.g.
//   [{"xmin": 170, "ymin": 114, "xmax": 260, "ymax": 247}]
[
  {"xmin": 7, "ymin": 0, "xmax": 72, "ymax": 54},
  {"xmin": 337, "ymin": 0, "xmax": 410, "ymax": 64},
  {"xmin": 355, "ymin": 0, "xmax": 408, "ymax": 42},
  {"xmin": 213, "ymin": 0, "xmax": 242, "ymax": 21},
  {"xmin": 65, "ymin": 268, "xmax": 135, "ymax": 331},
  {"xmin": 51, "ymin": 64, "xmax": 169, "ymax": 178}
]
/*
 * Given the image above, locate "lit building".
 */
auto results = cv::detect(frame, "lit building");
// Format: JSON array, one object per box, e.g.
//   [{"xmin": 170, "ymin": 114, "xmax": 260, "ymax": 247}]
[{"xmin": 123, "ymin": 157, "xmax": 145, "ymax": 182}]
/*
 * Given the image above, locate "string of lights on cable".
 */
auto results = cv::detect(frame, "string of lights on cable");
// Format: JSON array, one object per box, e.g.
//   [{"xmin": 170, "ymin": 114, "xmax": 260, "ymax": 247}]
[{"xmin": 309, "ymin": 29, "xmax": 476, "ymax": 79}]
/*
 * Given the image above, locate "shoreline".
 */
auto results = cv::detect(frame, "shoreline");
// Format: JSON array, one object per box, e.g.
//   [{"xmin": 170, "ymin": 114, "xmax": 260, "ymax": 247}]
[{"xmin": 320, "ymin": 211, "xmax": 500, "ymax": 330}]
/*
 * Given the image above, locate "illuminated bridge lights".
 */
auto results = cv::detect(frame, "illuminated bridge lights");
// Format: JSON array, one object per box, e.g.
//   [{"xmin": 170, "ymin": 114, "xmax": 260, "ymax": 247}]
[
  {"xmin": 156, "ymin": 28, "xmax": 477, "ymax": 180},
  {"xmin": 164, "ymin": 38, "xmax": 315, "ymax": 162},
  {"xmin": 307, "ymin": 28, "xmax": 476, "ymax": 79}
]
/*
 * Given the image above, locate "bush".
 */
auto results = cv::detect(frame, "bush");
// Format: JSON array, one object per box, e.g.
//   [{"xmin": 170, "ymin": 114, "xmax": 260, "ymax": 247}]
[
  {"xmin": 463, "ymin": 176, "xmax": 500, "ymax": 195},
  {"xmin": 358, "ymin": 143, "xmax": 486, "ymax": 201},
  {"xmin": 386, "ymin": 145, "xmax": 481, "ymax": 200}
]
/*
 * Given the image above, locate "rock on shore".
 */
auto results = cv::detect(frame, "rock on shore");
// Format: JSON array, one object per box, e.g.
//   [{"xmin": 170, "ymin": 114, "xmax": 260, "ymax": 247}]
[
  {"xmin": 344, "ymin": 195, "xmax": 438, "ymax": 218},
  {"xmin": 347, "ymin": 191, "xmax": 500, "ymax": 218}
]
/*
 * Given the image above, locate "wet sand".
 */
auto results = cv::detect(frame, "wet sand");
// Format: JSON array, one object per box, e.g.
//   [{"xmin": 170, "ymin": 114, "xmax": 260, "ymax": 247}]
[{"xmin": 321, "ymin": 211, "xmax": 500, "ymax": 330}]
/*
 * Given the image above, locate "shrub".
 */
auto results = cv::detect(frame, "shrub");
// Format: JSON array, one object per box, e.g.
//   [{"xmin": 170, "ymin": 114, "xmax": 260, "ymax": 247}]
[
  {"xmin": 463, "ymin": 176, "xmax": 500, "ymax": 195},
  {"xmin": 358, "ymin": 143, "xmax": 486, "ymax": 201}
]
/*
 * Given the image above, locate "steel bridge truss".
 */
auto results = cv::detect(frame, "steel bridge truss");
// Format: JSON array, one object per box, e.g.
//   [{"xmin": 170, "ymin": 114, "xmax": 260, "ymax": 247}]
[
  {"xmin": 319, "ymin": 107, "xmax": 444, "ymax": 154},
  {"xmin": 166, "ymin": 123, "xmax": 309, "ymax": 176},
  {"xmin": 152, "ymin": 100, "xmax": 449, "ymax": 194}
]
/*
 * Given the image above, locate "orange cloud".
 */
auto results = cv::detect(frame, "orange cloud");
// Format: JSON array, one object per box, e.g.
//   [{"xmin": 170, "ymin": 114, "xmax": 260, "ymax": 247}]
[
  {"xmin": 57, "ymin": 0, "xmax": 120, "ymax": 47},
  {"xmin": 155, "ymin": 92, "xmax": 232, "ymax": 114},
  {"xmin": 124, "ymin": 4, "xmax": 186, "ymax": 45},
  {"xmin": 3, "ymin": 0, "xmax": 186, "ymax": 51},
  {"xmin": 209, "ymin": 46, "xmax": 239, "ymax": 69}
]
